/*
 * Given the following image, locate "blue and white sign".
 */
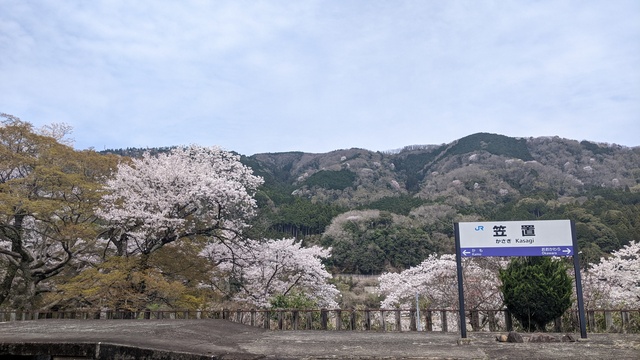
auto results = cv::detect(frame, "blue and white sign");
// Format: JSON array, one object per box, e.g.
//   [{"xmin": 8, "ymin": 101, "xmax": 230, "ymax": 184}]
[{"xmin": 457, "ymin": 220, "xmax": 573, "ymax": 257}]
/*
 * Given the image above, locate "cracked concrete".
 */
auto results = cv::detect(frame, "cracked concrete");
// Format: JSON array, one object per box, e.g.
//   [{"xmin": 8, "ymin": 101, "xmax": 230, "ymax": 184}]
[{"xmin": 0, "ymin": 319, "xmax": 638, "ymax": 359}]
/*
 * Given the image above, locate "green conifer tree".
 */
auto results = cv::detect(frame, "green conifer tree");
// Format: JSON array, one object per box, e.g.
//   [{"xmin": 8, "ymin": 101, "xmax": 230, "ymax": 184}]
[{"xmin": 499, "ymin": 257, "xmax": 572, "ymax": 332}]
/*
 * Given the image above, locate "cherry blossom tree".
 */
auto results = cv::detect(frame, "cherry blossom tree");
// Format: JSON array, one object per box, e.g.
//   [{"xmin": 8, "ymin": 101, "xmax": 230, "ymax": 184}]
[
  {"xmin": 578, "ymin": 269, "xmax": 613, "ymax": 309},
  {"xmin": 584, "ymin": 241, "xmax": 640, "ymax": 308},
  {"xmin": 377, "ymin": 254, "xmax": 505, "ymax": 331},
  {"xmin": 202, "ymin": 238, "xmax": 339, "ymax": 309},
  {"xmin": 377, "ymin": 254, "xmax": 504, "ymax": 310},
  {"xmin": 97, "ymin": 145, "xmax": 263, "ymax": 256}
]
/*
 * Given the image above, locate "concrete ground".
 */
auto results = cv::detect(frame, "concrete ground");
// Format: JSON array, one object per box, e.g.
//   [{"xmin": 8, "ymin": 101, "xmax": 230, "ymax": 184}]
[{"xmin": 0, "ymin": 319, "xmax": 639, "ymax": 359}]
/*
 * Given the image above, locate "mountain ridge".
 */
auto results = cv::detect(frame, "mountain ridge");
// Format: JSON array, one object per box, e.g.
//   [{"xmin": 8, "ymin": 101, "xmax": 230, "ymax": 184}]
[
  {"xmin": 102, "ymin": 132, "xmax": 640, "ymax": 272},
  {"xmin": 246, "ymin": 132, "xmax": 639, "ymax": 206}
]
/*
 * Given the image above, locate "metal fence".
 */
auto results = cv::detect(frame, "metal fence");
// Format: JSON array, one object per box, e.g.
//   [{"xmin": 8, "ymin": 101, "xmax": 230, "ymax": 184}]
[{"xmin": 1, "ymin": 308, "xmax": 638, "ymax": 333}]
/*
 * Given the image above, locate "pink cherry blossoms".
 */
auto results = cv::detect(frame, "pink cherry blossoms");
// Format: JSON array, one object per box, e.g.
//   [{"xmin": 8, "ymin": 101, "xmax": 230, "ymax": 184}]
[
  {"xmin": 97, "ymin": 145, "xmax": 264, "ymax": 255},
  {"xmin": 377, "ymin": 254, "xmax": 505, "ymax": 310},
  {"xmin": 583, "ymin": 241, "xmax": 640, "ymax": 308},
  {"xmin": 203, "ymin": 238, "xmax": 339, "ymax": 309}
]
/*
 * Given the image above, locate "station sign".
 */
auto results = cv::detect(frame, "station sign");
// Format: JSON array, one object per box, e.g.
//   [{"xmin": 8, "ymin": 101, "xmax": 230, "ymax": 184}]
[
  {"xmin": 456, "ymin": 220, "xmax": 573, "ymax": 257},
  {"xmin": 453, "ymin": 219, "xmax": 586, "ymax": 340}
]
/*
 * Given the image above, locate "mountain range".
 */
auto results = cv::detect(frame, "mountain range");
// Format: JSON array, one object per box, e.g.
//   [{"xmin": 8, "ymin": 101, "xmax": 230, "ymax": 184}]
[
  {"xmin": 106, "ymin": 132, "xmax": 640, "ymax": 272},
  {"xmin": 246, "ymin": 132, "xmax": 638, "ymax": 205}
]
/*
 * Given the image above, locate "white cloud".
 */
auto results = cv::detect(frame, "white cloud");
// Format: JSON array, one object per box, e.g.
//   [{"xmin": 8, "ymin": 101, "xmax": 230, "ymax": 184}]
[{"xmin": 1, "ymin": 0, "xmax": 638, "ymax": 154}]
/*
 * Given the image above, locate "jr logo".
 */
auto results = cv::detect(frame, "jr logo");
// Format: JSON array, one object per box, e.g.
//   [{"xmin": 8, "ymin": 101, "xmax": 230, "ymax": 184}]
[{"xmin": 474, "ymin": 226, "xmax": 484, "ymax": 231}]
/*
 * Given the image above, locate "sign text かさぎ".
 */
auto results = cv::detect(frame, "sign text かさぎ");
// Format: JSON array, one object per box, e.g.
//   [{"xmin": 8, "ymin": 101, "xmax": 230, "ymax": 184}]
[{"xmin": 456, "ymin": 220, "xmax": 573, "ymax": 257}]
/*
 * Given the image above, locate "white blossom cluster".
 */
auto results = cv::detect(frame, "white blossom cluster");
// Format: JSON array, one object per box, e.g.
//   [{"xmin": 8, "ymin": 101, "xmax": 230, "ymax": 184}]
[
  {"xmin": 96, "ymin": 145, "xmax": 263, "ymax": 255},
  {"xmin": 203, "ymin": 238, "xmax": 339, "ymax": 309},
  {"xmin": 583, "ymin": 241, "xmax": 640, "ymax": 308},
  {"xmin": 1, "ymin": 215, "xmax": 89, "ymax": 276},
  {"xmin": 377, "ymin": 254, "xmax": 504, "ymax": 310}
]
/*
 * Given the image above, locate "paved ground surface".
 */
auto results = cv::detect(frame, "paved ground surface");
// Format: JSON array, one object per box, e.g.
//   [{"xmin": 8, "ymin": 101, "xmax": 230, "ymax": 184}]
[{"xmin": 0, "ymin": 319, "xmax": 639, "ymax": 359}]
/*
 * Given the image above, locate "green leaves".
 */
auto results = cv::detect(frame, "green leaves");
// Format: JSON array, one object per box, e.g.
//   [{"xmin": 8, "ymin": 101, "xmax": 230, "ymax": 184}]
[
  {"xmin": 323, "ymin": 211, "xmax": 449, "ymax": 274},
  {"xmin": 304, "ymin": 169, "xmax": 356, "ymax": 190},
  {"xmin": 499, "ymin": 257, "xmax": 572, "ymax": 332}
]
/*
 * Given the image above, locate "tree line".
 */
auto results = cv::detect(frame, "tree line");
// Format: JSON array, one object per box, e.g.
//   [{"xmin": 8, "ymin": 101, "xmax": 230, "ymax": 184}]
[
  {"xmin": 0, "ymin": 114, "xmax": 337, "ymax": 312},
  {"xmin": 3, "ymin": 114, "xmax": 638, "ymax": 329}
]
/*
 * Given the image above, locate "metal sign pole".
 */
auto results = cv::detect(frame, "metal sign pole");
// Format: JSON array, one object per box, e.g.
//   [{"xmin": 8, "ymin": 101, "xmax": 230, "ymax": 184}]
[
  {"xmin": 454, "ymin": 223, "xmax": 467, "ymax": 338},
  {"xmin": 571, "ymin": 220, "xmax": 588, "ymax": 339}
]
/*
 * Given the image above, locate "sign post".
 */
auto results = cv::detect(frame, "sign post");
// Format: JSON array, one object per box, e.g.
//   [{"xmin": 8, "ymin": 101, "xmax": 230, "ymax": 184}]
[{"xmin": 454, "ymin": 220, "xmax": 587, "ymax": 339}]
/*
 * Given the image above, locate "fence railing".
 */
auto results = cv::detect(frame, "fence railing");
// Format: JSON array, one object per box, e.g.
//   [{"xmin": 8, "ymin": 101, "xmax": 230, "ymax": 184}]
[{"xmin": 1, "ymin": 308, "xmax": 638, "ymax": 333}]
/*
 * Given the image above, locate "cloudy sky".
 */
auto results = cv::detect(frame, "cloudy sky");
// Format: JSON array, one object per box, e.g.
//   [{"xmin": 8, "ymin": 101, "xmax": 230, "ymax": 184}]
[{"xmin": 1, "ymin": 1, "xmax": 639, "ymax": 155}]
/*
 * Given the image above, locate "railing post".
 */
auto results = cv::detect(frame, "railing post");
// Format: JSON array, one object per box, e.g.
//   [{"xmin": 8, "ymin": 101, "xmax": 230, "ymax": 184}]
[
  {"xmin": 440, "ymin": 310, "xmax": 448, "ymax": 332},
  {"xmin": 587, "ymin": 310, "xmax": 595, "ymax": 331},
  {"xmin": 470, "ymin": 310, "xmax": 479, "ymax": 331},
  {"xmin": 488, "ymin": 311, "xmax": 497, "ymax": 332},
  {"xmin": 364, "ymin": 309, "xmax": 371, "ymax": 331},
  {"xmin": 504, "ymin": 309, "xmax": 513, "ymax": 332},
  {"xmin": 425, "ymin": 310, "xmax": 433, "ymax": 332},
  {"xmin": 236, "ymin": 309, "xmax": 242, "ymax": 323},
  {"xmin": 292, "ymin": 310, "xmax": 299, "ymax": 330},
  {"xmin": 621, "ymin": 311, "xmax": 629, "ymax": 333},
  {"xmin": 306, "ymin": 311, "xmax": 313, "ymax": 330},
  {"xmin": 278, "ymin": 310, "xmax": 284, "ymax": 330},
  {"xmin": 380, "ymin": 310, "xmax": 386, "ymax": 331},
  {"xmin": 604, "ymin": 311, "xmax": 613, "ymax": 332},
  {"xmin": 554, "ymin": 316, "xmax": 562, "ymax": 332},
  {"xmin": 409, "ymin": 309, "xmax": 417, "ymax": 331},
  {"xmin": 263, "ymin": 310, "xmax": 270, "ymax": 329},
  {"xmin": 250, "ymin": 310, "xmax": 256, "ymax": 327},
  {"xmin": 335, "ymin": 309, "xmax": 342, "ymax": 330},
  {"xmin": 350, "ymin": 310, "xmax": 357, "ymax": 330},
  {"xmin": 395, "ymin": 310, "xmax": 401, "ymax": 331},
  {"xmin": 321, "ymin": 309, "xmax": 328, "ymax": 330}
]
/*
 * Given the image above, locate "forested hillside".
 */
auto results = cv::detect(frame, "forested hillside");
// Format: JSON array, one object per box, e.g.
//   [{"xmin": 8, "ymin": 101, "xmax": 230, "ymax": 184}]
[
  {"xmin": 4, "ymin": 114, "xmax": 639, "ymax": 312},
  {"xmin": 240, "ymin": 133, "xmax": 640, "ymax": 273},
  {"xmin": 103, "ymin": 132, "xmax": 640, "ymax": 273}
]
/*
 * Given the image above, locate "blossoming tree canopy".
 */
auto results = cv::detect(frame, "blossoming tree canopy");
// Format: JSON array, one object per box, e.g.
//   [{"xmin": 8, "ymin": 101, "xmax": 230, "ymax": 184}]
[
  {"xmin": 203, "ymin": 238, "xmax": 339, "ymax": 309},
  {"xmin": 97, "ymin": 145, "xmax": 264, "ymax": 256},
  {"xmin": 586, "ymin": 241, "xmax": 640, "ymax": 308},
  {"xmin": 377, "ymin": 254, "xmax": 504, "ymax": 310}
]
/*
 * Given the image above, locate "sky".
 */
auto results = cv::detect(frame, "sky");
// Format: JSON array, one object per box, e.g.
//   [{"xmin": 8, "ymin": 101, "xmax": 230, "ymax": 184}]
[{"xmin": 1, "ymin": 1, "xmax": 639, "ymax": 155}]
